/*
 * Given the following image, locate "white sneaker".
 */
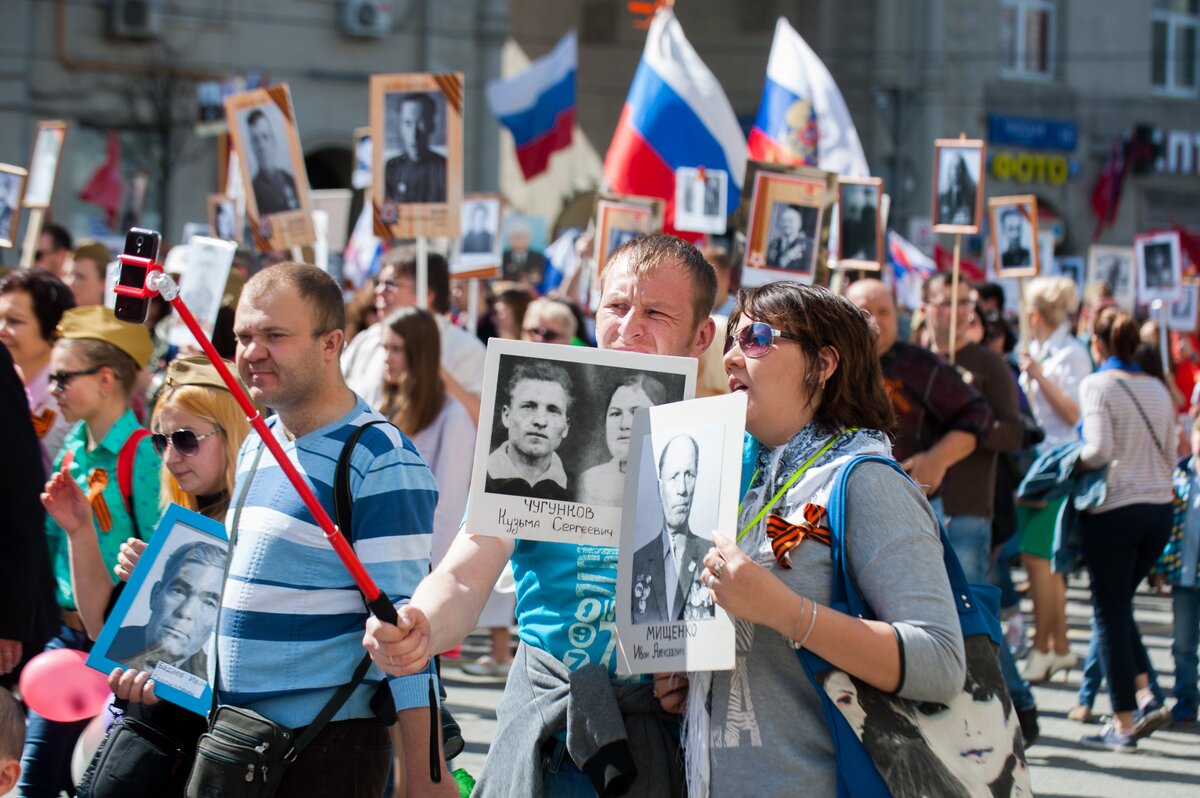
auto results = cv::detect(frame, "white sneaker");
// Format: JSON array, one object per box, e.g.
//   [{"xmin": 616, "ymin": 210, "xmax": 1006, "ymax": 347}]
[{"xmin": 461, "ymin": 656, "xmax": 512, "ymax": 677}]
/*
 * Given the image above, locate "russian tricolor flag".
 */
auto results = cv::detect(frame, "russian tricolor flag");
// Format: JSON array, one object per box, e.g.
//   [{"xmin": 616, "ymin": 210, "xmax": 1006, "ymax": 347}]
[
  {"xmin": 748, "ymin": 18, "xmax": 869, "ymax": 178},
  {"xmin": 603, "ymin": 9, "xmax": 746, "ymax": 239},
  {"xmin": 487, "ymin": 31, "xmax": 577, "ymax": 181},
  {"xmin": 888, "ymin": 231, "xmax": 936, "ymax": 311}
]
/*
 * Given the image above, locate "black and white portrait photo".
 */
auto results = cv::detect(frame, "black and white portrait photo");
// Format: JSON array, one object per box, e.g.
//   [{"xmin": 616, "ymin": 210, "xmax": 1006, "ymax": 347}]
[
  {"xmin": 932, "ymin": 140, "xmax": 985, "ymax": 233},
  {"xmin": 988, "ymin": 196, "xmax": 1039, "ymax": 278},
  {"xmin": 837, "ymin": 178, "xmax": 882, "ymax": 268},
  {"xmin": 1088, "ymin": 245, "xmax": 1136, "ymax": 310},
  {"xmin": 454, "ymin": 195, "xmax": 504, "ymax": 276},
  {"xmin": 614, "ymin": 392, "xmax": 743, "ymax": 675},
  {"xmin": 88, "ymin": 506, "xmax": 229, "ymax": 714},
  {"xmin": 1136, "ymin": 232, "xmax": 1184, "ymax": 305},
  {"xmin": 674, "ymin": 167, "xmax": 728, "ymax": 235},
  {"xmin": 766, "ymin": 202, "xmax": 818, "ymax": 274},
  {"xmin": 0, "ymin": 165, "xmax": 25, "ymax": 248},
  {"xmin": 208, "ymin": 195, "xmax": 238, "ymax": 241},
  {"xmin": 629, "ymin": 432, "xmax": 717, "ymax": 624},
  {"xmin": 501, "ymin": 214, "xmax": 549, "ymax": 288},
  {"xmin": 1168, "ymin": 283, "xmax": 1199, "ymax": 333},
  {"xmin": 467, "ymin": 340, "xmax": 695, "ymax": 546},
  {"xmin": 383, "ymin": 91, "xmax": 448, "ymax": 205},
  {"xmin": 239, "ymin": 105, "xmax": 300, "ymax": 216},
  {"xmin": 462, "ymin": 202, "xmax": 494, "ymax": 254},
  {"xmin": 23, "ymin": 122, "xmax": 66, "ymax": 209}
]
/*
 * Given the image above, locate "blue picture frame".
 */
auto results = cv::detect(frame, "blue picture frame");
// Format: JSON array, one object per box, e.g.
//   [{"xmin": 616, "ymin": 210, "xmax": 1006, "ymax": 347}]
[{"xmin": 87, "ymin": 503, "xmax": 228, "ymax": 716}]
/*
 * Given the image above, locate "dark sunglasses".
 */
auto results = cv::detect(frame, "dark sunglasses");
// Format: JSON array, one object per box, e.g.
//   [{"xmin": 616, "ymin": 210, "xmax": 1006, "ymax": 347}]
[
  {"xmin": 724, "ymin": 322, "xmax": 803, "ymax": 358},
  {"xmin": 525, "ymin": 326, "xmax": 562, "ymax": 342},
  {"xmin": 49, "ymin": 367, "xmax": 101, "ymax": 392},
  {"xmin": 151, "ymin": 427, "xmax": 222, "ymax": 457}
]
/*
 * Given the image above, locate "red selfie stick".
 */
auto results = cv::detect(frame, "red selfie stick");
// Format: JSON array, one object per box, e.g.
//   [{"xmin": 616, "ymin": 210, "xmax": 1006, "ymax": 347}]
[{"xmin": 114, "ymin": 252, "xmax": 398, "ymax": 625}]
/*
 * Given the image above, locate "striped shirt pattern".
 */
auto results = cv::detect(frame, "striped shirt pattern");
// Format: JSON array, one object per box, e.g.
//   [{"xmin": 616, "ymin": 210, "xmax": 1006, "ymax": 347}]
[
  {"xmin": 1080, "ymin": 370, "xmax": 1176, "ymax": 511},
  {"xmin": 216, "ymin": 399, "xmax": 438, "ymax": 728}
]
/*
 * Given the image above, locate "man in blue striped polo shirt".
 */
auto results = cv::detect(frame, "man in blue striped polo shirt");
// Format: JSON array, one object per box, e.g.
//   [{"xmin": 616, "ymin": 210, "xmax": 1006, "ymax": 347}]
[{"xmin": 223, "ymin": 262, "xmax": 451, "ymax": 796}]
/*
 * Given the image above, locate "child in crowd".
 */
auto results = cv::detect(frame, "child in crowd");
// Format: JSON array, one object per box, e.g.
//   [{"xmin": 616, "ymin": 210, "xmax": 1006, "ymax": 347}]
[
  {"xmin": 1160, "ymin": 415, "xmax": 1200, "ymax": 723},
  {"xmin": 0, "ymin": 687, "xmax": 22, "ymax": 795}
]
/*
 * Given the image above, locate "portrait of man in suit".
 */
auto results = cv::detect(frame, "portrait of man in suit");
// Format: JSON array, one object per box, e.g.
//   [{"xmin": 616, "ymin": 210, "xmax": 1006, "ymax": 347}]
[
  {"xmin": 384, "ymin": 92, "xmax": 448, "ymax": 204},
  {"xmin": 766, "ymin": 204, "xmax": 813, "ymax": 272},
  {"xmin": 461, "ymin": 203, "xmax": 494, "ymax": 254},
  {"xmin": 999, "ymin": 208, "xmax": 1031, "ymax": 269},
  {"xmin": 630, "ymin": 434, "xmax": 715, "ymax": 624},
  {"xmin": 246, "ymin": 108, "xmax": 300, "ymax": 216}
]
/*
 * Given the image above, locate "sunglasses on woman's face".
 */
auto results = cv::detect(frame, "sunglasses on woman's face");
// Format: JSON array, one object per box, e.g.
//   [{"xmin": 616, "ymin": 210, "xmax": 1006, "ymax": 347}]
[
  {"xmin": 724, "ymin": 322, "xmax": 803, "ymax": 358},
  {"xmin": 151, "ymin": 428, "xmax": 222, "ymax": 457},
  {"xmin": 525, "ymin": 326, "xmax": 562, "ymax": 343},
  {"xmin": 48, "ymin": 367, "xmax": 102, "ymax": 393}
]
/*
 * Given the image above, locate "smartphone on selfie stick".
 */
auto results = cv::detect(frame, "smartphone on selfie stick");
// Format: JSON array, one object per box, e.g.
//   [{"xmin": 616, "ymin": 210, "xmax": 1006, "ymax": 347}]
[{"xmin": 113, "ymin": 227, "xmax": 162, "ymax": 323}]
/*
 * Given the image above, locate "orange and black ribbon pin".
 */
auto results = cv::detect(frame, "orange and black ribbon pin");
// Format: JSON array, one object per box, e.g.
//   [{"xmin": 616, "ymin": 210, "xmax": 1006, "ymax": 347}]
[
  {"xmin": 765, "ymin": 505, "xmax": 832, "ymax": 569},
  {"xmin": 87, "ymin": 468, "xmax": 113, "ymax": 533},
  {"xmin": 31, "ymin": 408, "xmax": 56, "ymax": 438}
]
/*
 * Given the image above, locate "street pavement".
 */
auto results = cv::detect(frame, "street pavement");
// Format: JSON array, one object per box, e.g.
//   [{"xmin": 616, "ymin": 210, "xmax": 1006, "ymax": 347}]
[{"xmin": 444, "ymin": 574, "xmax": 1198, "ymax": 797}]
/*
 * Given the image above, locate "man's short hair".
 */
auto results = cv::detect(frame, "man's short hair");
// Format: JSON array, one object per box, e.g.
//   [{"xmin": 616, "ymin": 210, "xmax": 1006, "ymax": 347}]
[
  {"xmin": 599, "ymin": 233, "xmax": 717, "ymax": 328},
  {"xmin": 920, "ymin": 272, "xmax": 958, "ymax": 304},
  {"xmin": 242, "ymin": 261, "xmax": 346, "ymax": 334},
  {"xmin": 399, "ymin": 93, "xmax": 436, "ymax": 123},
  {"xmin": 246, "ymin": 108, "xmax": 268, "ymax": 129},
  {"xmin": 973, "ymin": 281, "xmax": 1006, "ymax": 312},
  {"xmin": 657, "ymin": 433, "xmax": 699, "ymax": 473},
  {"xmin": 41, "ymin": 223, "xmax": 72, "ymax": 252},
  {"xmin": 157, "ymin": 541, "xmax": 224, "ymax": 594},
  {"xmin": 381, "ymin": 247, "xmax": 451, "ymax": 314},
  {"xmin": 0, "ymin": 687, "xmax": 23, "ymax": 763},
  {"xmin": 504, "ymin": 360, "xmax": 573, "ymax": 411},
  {"xmin": 1000, "ymin": 208, "xmax": 1021, "ymax": 227}
]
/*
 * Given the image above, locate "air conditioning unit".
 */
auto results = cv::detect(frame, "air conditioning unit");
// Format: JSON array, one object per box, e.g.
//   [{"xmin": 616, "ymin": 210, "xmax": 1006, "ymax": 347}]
[
  {"xmin": 109, "ymin": 0, "xmax": 163, "ymax": 40},
  {"xmin": 341, "ymin": 0, "xmax": 393, "ymax": 39}
]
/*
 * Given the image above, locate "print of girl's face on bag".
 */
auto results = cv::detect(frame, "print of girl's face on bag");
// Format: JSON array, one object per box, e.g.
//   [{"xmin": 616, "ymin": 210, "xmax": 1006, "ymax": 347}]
[
  {"xmin": 916, "ymin": 691, "xmax": 1014, "ymax": 787},
  {"xmin": 824, "ymin": 671, "xmax": 866, "ymax": 738}
]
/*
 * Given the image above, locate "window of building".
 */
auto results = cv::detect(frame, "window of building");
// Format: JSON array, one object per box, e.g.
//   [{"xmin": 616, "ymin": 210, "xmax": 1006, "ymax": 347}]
[
  {"xmin": 1001, "ymin": 0, "xmax": 1056, "ymax": 79},
  {"xmin": 1153, "ymin": 0, "xmax": 1200, "ymax": 95}
]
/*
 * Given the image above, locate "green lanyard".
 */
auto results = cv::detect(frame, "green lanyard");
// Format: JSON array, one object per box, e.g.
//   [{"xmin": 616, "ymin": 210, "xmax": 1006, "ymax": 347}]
[{"xmin": 736, "ymin": 430, "xmax": 852, "ymax": 543}]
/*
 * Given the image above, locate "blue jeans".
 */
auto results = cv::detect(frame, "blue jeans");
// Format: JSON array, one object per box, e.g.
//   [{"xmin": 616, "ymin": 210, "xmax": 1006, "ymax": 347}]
[
  {"xmin": 998, "ymin": 635, "xmax": 1035, "ymax": 712},
  {"xmin": 18, "ymin": 624, "xmax": 93, "ymax": 798},
  {"xmin": 945, "ymin": 514, "xmax": 993, "ymax": 585},
  {"xmin": 1077, "ymin": 613, "xmax": 1166, "ymax": 709},
  {"xmin": 1174, "ymin": 586, "xmax": 1200, "ymax": 712},
  {"xmin": 540, "ymin": 738, "xmax": 597, "ymax": 797},
  {"xmin": 992, "ymin": 532, "xmax": 1022, "ymax": 612}
]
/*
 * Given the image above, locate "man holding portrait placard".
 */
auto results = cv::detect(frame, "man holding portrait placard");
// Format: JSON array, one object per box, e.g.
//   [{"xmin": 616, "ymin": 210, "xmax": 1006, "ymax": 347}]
[{"xmin": 364, "ymin": 234, "xmax": 717, "ymax": 795}]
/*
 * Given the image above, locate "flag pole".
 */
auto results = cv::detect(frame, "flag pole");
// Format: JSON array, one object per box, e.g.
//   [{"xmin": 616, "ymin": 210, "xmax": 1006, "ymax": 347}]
[
  {"xmin": 466, "ymin": 277, "xmax": 479, "ymax": 335},
  {"xmin": 416, "ymin": 236, "xmax": 429, "ymax": 311},
  {"xmin": 19, "ymin": 209, "xmax": 44, "ymax": 269},
  {"xmin": 949, "ymin": 233, "xmax": 962, "ymax": 365},
  {"xmin": 1017, "ymin": 276, "xmax": 1030, "ymax": 353}
]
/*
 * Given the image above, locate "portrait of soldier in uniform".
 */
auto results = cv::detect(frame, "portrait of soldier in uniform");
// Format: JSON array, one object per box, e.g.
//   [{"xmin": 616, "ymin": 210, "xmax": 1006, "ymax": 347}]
[{"xmin": 384, "ymin": 92, "xmax": 448, "ymax": 205}]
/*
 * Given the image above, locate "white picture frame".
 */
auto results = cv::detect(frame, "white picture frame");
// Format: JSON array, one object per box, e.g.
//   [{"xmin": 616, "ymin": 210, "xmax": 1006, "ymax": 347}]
[
  {"xmin": 466, "ymin": 339, "xmax": 697, "ymax": 546},
  {"xmin": 614, "ymin": 392, "xmax": 744, "ymax": 675},
  {"xmin": 1167, "ymin": 282, "xmax": 1199, "ymax": 333},
  {"xmin": 1136, "ymin": 230, "xmax": 1184, "ymax": 306},
  {"xmin": 673, "ymin": 167, "xmax": 728, "ymax": 235},
  {"xmin": 166, "ymin": 236, "xmax": 237, "ymax": 348},
  {"xmin": 1087, "ymin": 245, "xmax": 1136, "ymax": 312}
]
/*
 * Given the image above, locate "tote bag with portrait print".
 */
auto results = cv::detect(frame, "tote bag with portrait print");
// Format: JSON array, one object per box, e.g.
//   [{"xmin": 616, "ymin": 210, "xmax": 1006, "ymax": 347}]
[{"xmin": 797, "ymin": 455, "xmax": 1032, "ymax": 798}]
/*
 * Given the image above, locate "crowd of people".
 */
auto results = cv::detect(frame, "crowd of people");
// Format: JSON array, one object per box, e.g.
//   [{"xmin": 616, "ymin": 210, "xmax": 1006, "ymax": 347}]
[{"xmin": 0, "ymin": 219, "xmax": 1196, "ymax": 797}]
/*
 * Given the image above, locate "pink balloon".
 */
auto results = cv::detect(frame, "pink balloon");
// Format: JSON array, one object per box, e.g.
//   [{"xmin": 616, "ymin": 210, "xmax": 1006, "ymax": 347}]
[{"xmin": 19, "ymin": 649, "xmax": 111, "ymax": 723}]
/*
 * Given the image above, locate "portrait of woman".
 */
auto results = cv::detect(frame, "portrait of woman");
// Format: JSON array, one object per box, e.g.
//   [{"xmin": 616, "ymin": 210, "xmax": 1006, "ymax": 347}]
[{"xmin": 576, "ymin": 373, "xmax": 669, "ymax": 506}]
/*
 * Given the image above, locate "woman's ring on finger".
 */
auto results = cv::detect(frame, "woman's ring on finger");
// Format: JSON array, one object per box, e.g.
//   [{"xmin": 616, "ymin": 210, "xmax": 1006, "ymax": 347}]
[{"xmin": 714, "ymin": 559, "xmax": 725, "ymax": 579}]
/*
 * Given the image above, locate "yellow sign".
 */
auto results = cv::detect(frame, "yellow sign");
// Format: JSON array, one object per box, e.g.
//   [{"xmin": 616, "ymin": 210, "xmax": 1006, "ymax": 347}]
[{"xmin": 990, "ymin": 151, "xmax": 1069, "ymax": 186}]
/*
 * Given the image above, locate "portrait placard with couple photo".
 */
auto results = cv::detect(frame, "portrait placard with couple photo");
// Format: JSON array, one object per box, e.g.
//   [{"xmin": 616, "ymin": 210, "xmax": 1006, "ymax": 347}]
[
  {"xmin": 465, "ymin": 340, "xmax": 696, "ymax": 546},
  {"xmin": 87, "ymin": 505, "xmax": 228, "ymax": 715}
]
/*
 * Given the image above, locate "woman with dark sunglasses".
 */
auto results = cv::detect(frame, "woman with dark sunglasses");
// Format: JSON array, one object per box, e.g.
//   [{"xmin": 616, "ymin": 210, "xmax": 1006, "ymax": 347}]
[
  {"xmin": 40, "ymin": 356, "xmax": 251, "ymax": 797},
  {"xmin": 664, "ymin": 282, "xmax": 966, "ymax": 797}
]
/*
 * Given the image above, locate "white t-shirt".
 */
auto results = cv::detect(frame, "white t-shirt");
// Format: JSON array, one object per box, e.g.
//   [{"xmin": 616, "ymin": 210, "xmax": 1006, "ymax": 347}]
[{"xmin": 1020, "ymin": 323, "xmax": 1092, "ymax": 448}]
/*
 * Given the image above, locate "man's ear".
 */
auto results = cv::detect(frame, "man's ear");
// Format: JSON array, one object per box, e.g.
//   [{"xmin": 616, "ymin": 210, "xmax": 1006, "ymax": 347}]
[
  {"xmin": 323, "ymin": 329, "xmax": 345, "ymax": 358},
  {"xmin": 691, "ymin": 316, "xmax": 716, "ymax": 358}
]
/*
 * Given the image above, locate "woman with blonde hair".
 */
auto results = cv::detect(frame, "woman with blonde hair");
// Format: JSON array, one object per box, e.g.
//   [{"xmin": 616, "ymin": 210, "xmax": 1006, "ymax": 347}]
[{"xmin": 1017, "ymin": 276, "xmax": 1093, "ymax": 681}]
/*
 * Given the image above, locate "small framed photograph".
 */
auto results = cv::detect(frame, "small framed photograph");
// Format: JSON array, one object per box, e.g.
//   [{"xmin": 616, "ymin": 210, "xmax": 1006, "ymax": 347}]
[
  {"xmin": 595, "ymin": 194, "xmax": 664, "ymax": 272},
  {"xmin": 465, "ymin": 339, "xmax": 696, "ymax": 546},
  {"xmin": 87, "ymin": 505, "xmax": 228, "ymax": 715},
  {"xmin": 742, "ymin": 165, "xmax": 831, "ymax": 286},
  {"xmin": 615, "ymin": 392, "xmax": 743, "ymax": 675},
  {"xmin": 453, "ymin": 194, "xmax": 504, "ymax": 280},
  {"xmin": 352, "ymin": 126, "xmax": 372, "ymax": 191},
  {"xmin": 988, "ymin": 195, "xmax": 1039, "ymax": 278},
  {"xmin": 0, "ymin": 164, "xmax": 28, "ymax": 248},
  {"xmin": 501, "ymin": 213, "xmax": 550, "ymax": 289},
  {"xmin": 167, "ymin": 236, "xmax": 238, "ymax": 348},
  {"xmin": 932, "ymin": 139, "xmax": 986, "ymax": 234},
  {"xmin": 370, "ymin": 72, "xmax": 463, "ymax": 239},
  {"xmin": 836, "ymin": 177, "xmax": 883, "ymax": 270},
  {"xmin": 1088, "ymin": 245, "xmax": 1136, "ymax": 311},
  {"xmin": 23, "ymin": 120, "xmax": 67, "ymax": 209},
  {"xmin": 1136, "ymin": 230, "xmax": 1183, "ymax": 305},
  {"xmin": 674, "ymin": 167, "xmax": 728, "ymax": 235},
  {"xmin": 207, "ymin": 194, "xmax": 239, "ymax": 242},
  {"xmin": 224, "ymin": 84, "xmax": 316, "ymax": 251},
  {"xmin": 1168, "ymin": 282, "xmax": 1200, "ymax": 333}
]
